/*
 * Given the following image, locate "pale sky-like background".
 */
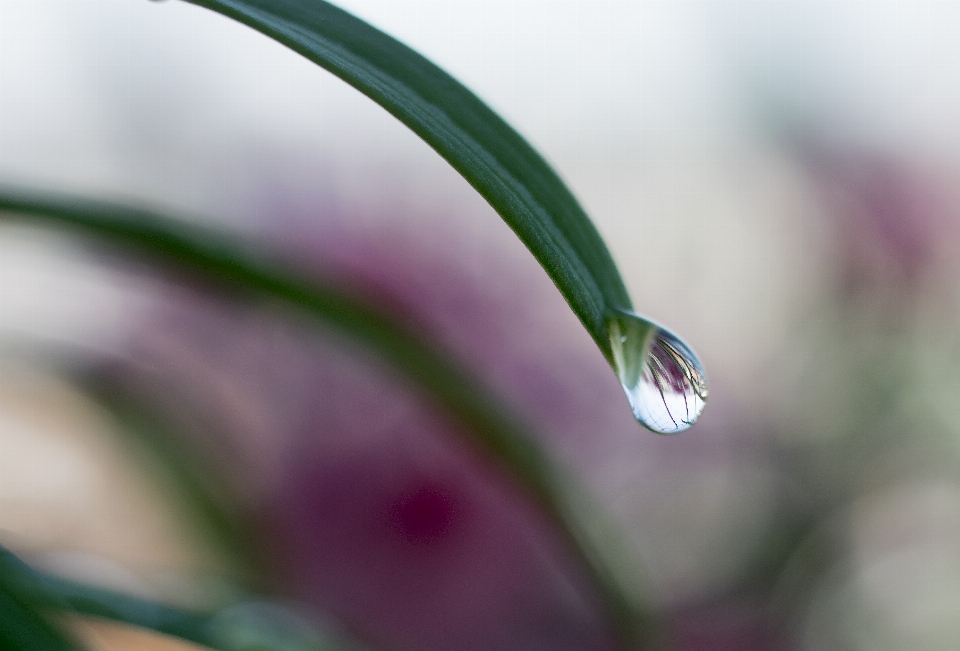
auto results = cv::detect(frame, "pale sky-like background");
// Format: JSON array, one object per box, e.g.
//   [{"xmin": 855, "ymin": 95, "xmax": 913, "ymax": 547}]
[{"xmin": 4, "ymin": 0, "xmax": 960, "ymax": 361}]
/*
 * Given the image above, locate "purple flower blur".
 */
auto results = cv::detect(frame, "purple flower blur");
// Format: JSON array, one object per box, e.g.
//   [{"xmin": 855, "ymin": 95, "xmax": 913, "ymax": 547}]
[
  {"xmin": 804, "ymin": 145, "xmax": 960, "ymax": 295},
  {"xmin": 109, "ymin": 180, "xmax": 630, "ymax": 651}
]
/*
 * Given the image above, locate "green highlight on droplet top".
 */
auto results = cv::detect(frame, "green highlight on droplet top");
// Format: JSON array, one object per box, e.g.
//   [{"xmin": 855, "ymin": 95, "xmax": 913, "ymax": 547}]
[{"xmin": 607, "ymin": 310, "xmax": 709, "ymax": 434}]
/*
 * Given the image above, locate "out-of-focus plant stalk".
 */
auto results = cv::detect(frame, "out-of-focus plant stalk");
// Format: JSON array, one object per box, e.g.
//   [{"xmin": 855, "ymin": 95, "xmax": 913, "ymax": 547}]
[{"xmin": 0, "ymin": 188, "xmax": 657, "ymax": 649}]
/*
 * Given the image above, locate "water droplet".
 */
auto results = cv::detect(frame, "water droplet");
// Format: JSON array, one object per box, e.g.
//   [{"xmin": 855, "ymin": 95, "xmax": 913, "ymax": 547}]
[{"xmin": 607, "ymin": 310, "xmax": 708, "ymax": 434}]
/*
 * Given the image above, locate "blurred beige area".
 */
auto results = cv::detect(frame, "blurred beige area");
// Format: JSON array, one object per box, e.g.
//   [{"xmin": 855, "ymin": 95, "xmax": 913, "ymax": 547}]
[
  {"xmin": 68, "ymin": 618, "xmax": 208, "ymax": 651},
  {"xmin": 2, "ymin": 1, "xmax": 960, "ymax": 650},
  {"xmin": 0, "ymin": 359, "xmax": 232, "ymax": 618},
  {"xmin": 1, "ymin": 364, "xmax": 189, "ymax": 567}
]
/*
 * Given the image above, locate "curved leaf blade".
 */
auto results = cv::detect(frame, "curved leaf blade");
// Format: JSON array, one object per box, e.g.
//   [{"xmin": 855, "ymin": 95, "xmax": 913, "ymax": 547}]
[{"xmin": 181, "ymin": 0, "xmax": 633, "ymax": 359}]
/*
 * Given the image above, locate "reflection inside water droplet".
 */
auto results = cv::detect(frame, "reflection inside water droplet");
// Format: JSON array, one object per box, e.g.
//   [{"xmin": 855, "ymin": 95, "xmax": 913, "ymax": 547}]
[{"xmin": 607, "ymin": 310, "xmax": 708, "ymax": 434}]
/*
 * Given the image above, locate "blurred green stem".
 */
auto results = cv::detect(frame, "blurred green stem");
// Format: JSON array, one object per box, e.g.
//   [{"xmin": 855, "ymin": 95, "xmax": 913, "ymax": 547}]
[
  {"xmin": 0, "ymin": 189, "xmax": 656, "ymax": 649},
  {"xmin": 1, "ymin": 543, "xmax": 341, "ymax": 650}
]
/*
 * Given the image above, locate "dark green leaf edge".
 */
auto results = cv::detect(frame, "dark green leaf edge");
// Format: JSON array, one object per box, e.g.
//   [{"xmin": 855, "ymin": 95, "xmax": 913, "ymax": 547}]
[
  {"xmin": 1, "ymin": 543, "xmax": 352, "ymax": 650},
  {"xmin": 0, "ymin": 548, "xmax": 78, "ymax": 650},
  {"xmin": 181, "ymin": 0, "xmax": 633, "ymax": 363},
  {"xmin": 2, "ymin": 542, "xmax": 212, "ymax": 648},
  {"xmin": 0, "ymin": 189, "xmax": 655, "ymax": 649}
]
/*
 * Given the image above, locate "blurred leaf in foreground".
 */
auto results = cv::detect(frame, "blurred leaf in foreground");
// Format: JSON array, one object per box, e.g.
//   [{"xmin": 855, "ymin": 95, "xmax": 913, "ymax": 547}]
[
  {"xmin": 0, "ymin": 546, "xmax": 78, "ymax": 651},
  {"xmin": 0, "ymin": 188, "xmax": 652, "ymax": 650}
]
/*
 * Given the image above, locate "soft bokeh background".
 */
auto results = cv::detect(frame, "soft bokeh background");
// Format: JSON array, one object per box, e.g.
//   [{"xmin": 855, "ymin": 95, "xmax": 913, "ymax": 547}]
[{"xmin": 3, "ymin": 1, "xmax": 960, "ymax": 650}]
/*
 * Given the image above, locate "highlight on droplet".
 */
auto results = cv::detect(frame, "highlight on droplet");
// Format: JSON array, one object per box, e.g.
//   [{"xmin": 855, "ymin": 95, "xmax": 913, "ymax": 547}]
[{"xmin": 606, "ymin": 310, "xmax": 708, "ymax": 434}]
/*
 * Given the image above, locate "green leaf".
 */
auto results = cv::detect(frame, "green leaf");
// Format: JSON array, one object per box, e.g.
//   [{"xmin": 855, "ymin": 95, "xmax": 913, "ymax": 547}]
[
  {"xmin": 180, "ymin": 0, "xmax": 633, "ymax": 363},
  {"xmin": 0, "ymin": 189, "xmax": 656, "ymax": 649},
  {"xmin": 1, "ymin": 544, "xmax": 350, "ymax": 651},
  {"xmin": 0, "ymin": 553, "xmax": 78, "ymax": 651}
]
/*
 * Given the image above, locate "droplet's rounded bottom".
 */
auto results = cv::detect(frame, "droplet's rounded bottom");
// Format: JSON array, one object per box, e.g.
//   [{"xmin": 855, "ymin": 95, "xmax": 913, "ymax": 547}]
[{"xmin": 607, "ymin": 311, "xmax": 708, "ymax": 434}]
